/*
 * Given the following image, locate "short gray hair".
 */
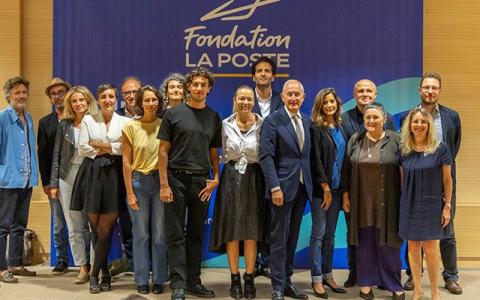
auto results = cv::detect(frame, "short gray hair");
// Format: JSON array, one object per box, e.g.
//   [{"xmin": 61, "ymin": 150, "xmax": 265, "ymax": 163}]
[{"xmin": 3, "ymin": 76, "xmax": 29, "ymax": 100}]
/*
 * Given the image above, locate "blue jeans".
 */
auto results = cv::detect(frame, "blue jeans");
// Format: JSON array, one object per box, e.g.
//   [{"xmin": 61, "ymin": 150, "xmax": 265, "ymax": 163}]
[
  {"xmin": 0, "ymin": 187, "xmax": 32, "ymax": 269},
  {"xmin": 50, "ymin": 195, "xmax": 69, "ymax": 263},
  {"xmin": 128, "ymin": 171, "xmax": 167, "ymax": 285},
  {"xmin": 310, "ymin": 190, "xmax": 342, "ymax": 282}
]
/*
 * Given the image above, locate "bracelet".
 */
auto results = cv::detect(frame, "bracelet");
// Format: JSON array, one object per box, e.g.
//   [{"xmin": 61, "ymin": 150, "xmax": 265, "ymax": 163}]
[
  {"xmin": 444, "ymin": 203, "xmax": 451, "ymax": 208},
  {"xmin": 324, "ymin": 190, "xmax": 331, "ymax": 193}
]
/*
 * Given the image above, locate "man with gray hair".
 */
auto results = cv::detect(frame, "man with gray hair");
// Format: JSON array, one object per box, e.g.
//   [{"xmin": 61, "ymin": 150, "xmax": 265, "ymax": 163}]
[
  {"xmin": 0, "ymin": 76, "xmax": 39, "ymax": 283},
  {"xmin": 260, "ymin": 79, "xmax": 312, "ymax": 300}
]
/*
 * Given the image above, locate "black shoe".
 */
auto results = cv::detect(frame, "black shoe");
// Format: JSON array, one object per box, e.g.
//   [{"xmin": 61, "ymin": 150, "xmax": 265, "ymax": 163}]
[
  {"xmin": 89, "ymin": 276, "xmax": 101, "ymax": 294},
  {"xmin": 359, "ymin": 289, "xmax": 374, "ymax": 300},
  {"xmin": 171, "ymin": 288, "xmax": 186, "ymax": 300},
  {"xmin": 322, "ymin": 279, "xmax": 346, "ymax": 294},
  {"xmin": 272, "ymin": 290, "xmax": 284, "ymax": 300},
  {"xmin": 52, "ymin": 261, "xmax": 68, "ymax": 275},
  {"xmin": 403, "ymin": 276, "xmax": 414, "ymax": 291},
  {"xmin": 311, "ymin": 283, "xmax": 328, "ymax": 299},
  {"xmin": 255, "ymin": 266, "xmax": 272, "ymax": 279},
  {"xmin": 152, "ymin": 284, "xmax": 164, "ymax": 294},
  {"xmin": 100, "ymin": 271, "xmax": 111, "ymax": 292},
  {"xmin": 284, "ymin": 282, "xmax": 308, "ymax": 299},
  {"xmin": 343, "ymin": 271, "xmax": 356, "ymax": 287},
  {"xmin": 230, "ymin": 273, "xmax": 243, "ymax": 299},
  {"xmin": 137, "ymin": 284, "xmax": 149, "ymax": 294},
  {"xmin": 244, "ymin": 273, "xmax": 256, "ymax": 299},
  {"xmin": 187, "ymin": 283, "xmax": 215, "ymax": 298},
  {"xmin": 392, "ymin": 292, "xmax": 405, "ymax": 300}
]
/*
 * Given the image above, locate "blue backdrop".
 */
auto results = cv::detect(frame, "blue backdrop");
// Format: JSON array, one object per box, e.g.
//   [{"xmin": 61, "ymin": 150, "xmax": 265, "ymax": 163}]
[{"xmin": 52, "ymin": 0, "xmax": 423, "ymax": 268}]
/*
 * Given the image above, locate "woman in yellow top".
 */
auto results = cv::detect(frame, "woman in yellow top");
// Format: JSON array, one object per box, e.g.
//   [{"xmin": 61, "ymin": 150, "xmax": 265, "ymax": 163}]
[{"xmin": 122, "ymin": 85, "xmax": 167, "ymax": 295}]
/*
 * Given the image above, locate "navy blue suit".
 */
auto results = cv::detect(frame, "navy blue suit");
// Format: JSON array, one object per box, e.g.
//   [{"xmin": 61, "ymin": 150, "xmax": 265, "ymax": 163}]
[
  {"xmin": 252, "ymin": 90, "xmax": 284, "ymax": 118},
  {"xmin": 259, "ymin": 107, "xmax": 312, "ymax": 291},
  {"xmin": 400, "ymin": 104, "xmax": 461, "ymax": 283}
]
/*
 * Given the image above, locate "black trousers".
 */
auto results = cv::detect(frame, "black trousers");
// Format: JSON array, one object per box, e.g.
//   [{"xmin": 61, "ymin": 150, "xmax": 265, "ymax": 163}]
[{"xmin": 165, "ymin": 172, "xmax": 209, "ymax": 289}]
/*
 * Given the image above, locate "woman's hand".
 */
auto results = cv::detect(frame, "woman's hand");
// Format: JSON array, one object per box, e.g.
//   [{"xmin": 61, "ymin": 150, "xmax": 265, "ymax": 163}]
[
  {"xmin": 127, "ymin": 193, "xmax": 139, "ymax": 210},
  {"xmin": 321, "ymin": 190, "xmax": 332, "ymax": 210},
  {"xmin": 442, "ymin": 206, "xmax": 451, "ymax": 228},
  {"xmin": 160, "ymin": 185, "xmax": 174, "ymax": 203},
  {"xmin": 342, "ymin": 193, "xmax": 350, "ymax": 213},
  {"xmin": 199, "ymin": 179, "xmax": 219, "ymax": 202}
]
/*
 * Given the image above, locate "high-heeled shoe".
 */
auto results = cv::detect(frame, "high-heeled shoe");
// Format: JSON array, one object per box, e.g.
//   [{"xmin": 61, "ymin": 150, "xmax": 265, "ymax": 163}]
[
  {"xmin": 322, "ymin": 279, "xmax": 347, "ymax": 294},
  {"xmin": 100, "ymin": 269, "xmax": 111, "ymax": 291},
  {"xmin": 89, "ymin": 276, "xmax": 101, "ymax": 294},
  {"xmin": 311, "ymin": 283, "xmax": 328, "ymax": 299}
]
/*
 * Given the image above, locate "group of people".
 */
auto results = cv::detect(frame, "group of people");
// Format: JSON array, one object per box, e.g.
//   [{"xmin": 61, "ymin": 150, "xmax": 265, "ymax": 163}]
[{"xmin": 0, "ymin": 56, "xmax": 462, "ymax": 300}]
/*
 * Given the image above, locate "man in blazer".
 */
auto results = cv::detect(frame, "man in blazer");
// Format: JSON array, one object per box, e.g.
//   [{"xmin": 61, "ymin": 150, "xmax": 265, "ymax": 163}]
[
  {"xmin": 251, "ymin": 57, "xmax": 284, "ymax": 279},
  {"xmin": 401, "ymin": 72, "xmax": 462, "ymax": 295},
  {"xmin": 38, "ymin": 77, "xmax": 71, "ymax": 275},
  {"xmin": 340, "ymin": 79, "xmax": 395, "ymax": 287},
  {"xmin": 260, "ymin": 80, "xmax": 312, "ymax": 300}
]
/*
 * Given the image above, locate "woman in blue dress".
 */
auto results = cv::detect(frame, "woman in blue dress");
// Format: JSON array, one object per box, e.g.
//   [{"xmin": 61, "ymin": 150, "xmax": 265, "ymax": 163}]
[{"xmin": 399, "ymin": 107, "xmax": 453, "ymax": 300}]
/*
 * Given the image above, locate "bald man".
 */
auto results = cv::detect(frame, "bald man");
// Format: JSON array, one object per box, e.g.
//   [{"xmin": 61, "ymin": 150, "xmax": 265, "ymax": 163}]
[
  {"xmin": 341, "ymin": 79, "xmax": 395, "ymax": 287},
  {"xmin": 260, "ymin": 80, "xmax": 312, "ymax": 300}
]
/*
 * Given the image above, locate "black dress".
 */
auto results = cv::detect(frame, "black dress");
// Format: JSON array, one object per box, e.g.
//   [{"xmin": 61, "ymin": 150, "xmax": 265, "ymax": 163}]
[{"xmin": 209, "ymin": 161, "xmax": 265, "ymax": 253}]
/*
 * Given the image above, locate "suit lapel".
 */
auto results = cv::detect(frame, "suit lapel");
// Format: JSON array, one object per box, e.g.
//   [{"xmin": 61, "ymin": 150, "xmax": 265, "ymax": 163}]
[
  {"xmin": 280, "ymin": 108, "xmax": 301, "ymax": 151},
  {"xmin": 439, "ymin": 105, "xmax": 448, "ymax": 141}
]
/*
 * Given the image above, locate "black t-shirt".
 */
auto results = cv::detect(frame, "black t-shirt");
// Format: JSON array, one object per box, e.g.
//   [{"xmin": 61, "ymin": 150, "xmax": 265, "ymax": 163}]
[{"xmin": 157, "ymin": 103, "xmax": 222, "ymax": 171}]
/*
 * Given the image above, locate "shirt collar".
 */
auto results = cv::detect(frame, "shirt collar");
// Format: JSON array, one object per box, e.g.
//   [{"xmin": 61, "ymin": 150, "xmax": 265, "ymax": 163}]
[
  {"xmin": 284, "ymin": 106, "xmax": 301, "ymax": 120},
  {"xmin": 255, "ymin": 88, "xmax": 272, "ymax": 103}
]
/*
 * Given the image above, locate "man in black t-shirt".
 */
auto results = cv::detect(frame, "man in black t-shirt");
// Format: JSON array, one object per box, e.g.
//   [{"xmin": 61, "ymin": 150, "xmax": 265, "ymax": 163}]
[{"xmin": 158, "ymin": 67, "xmax": 221, "ymax": 300}]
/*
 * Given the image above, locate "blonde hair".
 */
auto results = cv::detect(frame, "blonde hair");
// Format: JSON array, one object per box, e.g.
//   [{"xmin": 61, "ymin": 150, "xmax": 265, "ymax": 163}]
[
  {"xmin": 63, "ymin": 86, "xmax": 98, "ymax": 120},
  {"xmin": 400, "ymin": 107, "xmax": 440, "ymax": 156},
  {"xmin": 311, "ymin": 87, "xmax": 342, "ymax": 127}
]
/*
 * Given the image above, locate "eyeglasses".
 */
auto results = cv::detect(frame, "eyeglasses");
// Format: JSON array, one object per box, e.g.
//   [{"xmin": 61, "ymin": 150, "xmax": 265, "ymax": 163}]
[
  {"xmin": 122, "ymin": 90, "xmax": 138, "ymax": 97},
  {"xmin": 50, "ymin": 91, "xmax": 65, "ymax": 98},
  {"xmin": 421, "ymin": 86, "xmax": 440, "ymax": 92}
]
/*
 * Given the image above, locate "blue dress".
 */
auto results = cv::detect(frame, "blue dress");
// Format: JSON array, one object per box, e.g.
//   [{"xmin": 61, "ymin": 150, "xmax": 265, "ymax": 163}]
[{"xmin": 399, "ymin": 142, "xmax": 452, "ymax": 240}]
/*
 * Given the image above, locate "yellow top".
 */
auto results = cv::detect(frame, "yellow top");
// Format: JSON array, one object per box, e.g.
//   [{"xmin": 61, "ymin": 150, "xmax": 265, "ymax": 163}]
[{"xmin": 122, "ymin": 118, "xmax": 161, "ymax": 174}]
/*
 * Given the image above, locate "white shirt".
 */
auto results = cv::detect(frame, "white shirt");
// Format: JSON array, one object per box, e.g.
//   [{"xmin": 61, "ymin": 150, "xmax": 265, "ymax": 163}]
[
  {"xmin": 79, "ymin": 112, "xmax": 130, "ymax": 159},
  {"xmin": 222, "ymin": 113, "xmax": 263, "ymax": 174},
  {"xmin": 255, "ymin": 88, "xmax": 272, "ymax": 118}
]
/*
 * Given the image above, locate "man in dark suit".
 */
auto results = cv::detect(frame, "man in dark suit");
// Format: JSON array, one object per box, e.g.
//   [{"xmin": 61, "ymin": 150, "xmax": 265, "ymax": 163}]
[
  {"xmin": 340, "ymin": 79, "xmax": 395, "ymax": 287},
  {"xmin": 37, "ymin": 77, "xmax": 71, "ymax": 275},
  {"xmin": 251, "ymin": 57, "xmax": 284, "ymax": 280},
  {"xmin": 401, "ymin": 72, "xmax": 462, "ymax": 295},
  {"xmin": 260, "ymin": 80, "xmax": 312, "ymax": 300}
]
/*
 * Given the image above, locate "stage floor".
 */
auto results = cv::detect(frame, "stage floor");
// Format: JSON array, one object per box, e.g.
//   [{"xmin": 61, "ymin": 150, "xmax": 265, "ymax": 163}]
[{"xmin": 1, "ymin": 265, "xmax": 477, "ymax": 299}]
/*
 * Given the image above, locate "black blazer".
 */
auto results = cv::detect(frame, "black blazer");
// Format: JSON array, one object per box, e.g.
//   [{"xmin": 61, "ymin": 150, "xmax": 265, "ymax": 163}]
[
  {"xmin": 310, "ymin": 124, "xmax": 347, "ymax": 197},
  {"xmin": 341, "ymin": 106, "xmax": 395, "ymax": 142},
  {"xmin": 37, "ymin": 112, "xmax": 59, "ymax": 187},
  {"xmin": 252, "ymin": 90, "xmax": 284, "ymax": 118}
]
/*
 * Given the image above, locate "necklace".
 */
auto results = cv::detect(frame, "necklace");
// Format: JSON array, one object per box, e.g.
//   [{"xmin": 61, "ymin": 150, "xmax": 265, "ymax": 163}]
[{"xmin": 367, "ymin": 139, "xmax": 373, "ymax": 158}]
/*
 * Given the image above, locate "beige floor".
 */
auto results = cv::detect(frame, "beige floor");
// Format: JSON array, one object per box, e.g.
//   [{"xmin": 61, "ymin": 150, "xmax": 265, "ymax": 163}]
[{"xmin": 0, "ymin": 265, "xmax": 478, "ymax": 299}]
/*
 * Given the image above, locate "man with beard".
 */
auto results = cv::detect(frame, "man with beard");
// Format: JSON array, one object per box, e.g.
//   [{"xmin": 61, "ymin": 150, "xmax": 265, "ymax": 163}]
[
  {"xmin": 251, "ymin": 56, "xmax": 284, "ymax": 280},
  {"xmin": 401, "ymin": 72, "xmax": 462, "ymax": 295},
  {"xmin": 0, "ymin": 77, "xmax": 39, "ymax": 283},
  {"xmin": 38, "ymin": 77, "xmax": 72, "ymax": 275}
]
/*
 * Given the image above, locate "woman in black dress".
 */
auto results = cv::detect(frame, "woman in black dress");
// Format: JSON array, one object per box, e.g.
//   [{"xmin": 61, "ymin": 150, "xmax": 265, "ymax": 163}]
[
  {"xmin": 77, "ymin": 84, "xmax": 130, "ymax": 293},
  {"xmin": 210, "ymin": 85, "xmax": 264, "ymax": 299},
  {"xmin": 399, "ymin": 107, "xmax": 452, "ymax": 300}
]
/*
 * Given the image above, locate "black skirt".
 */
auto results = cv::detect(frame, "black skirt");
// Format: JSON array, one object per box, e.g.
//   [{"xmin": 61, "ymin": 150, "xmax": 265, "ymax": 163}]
[
  {"xmin": 209, "ymin": 161, "xmax": 266, "ymax": 253},
  {"xmin": 71, "ymin": 155, "xmax": 125, "ymax": 214}
]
